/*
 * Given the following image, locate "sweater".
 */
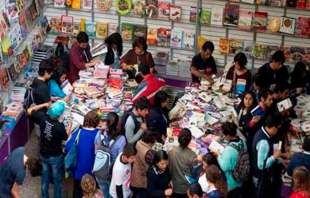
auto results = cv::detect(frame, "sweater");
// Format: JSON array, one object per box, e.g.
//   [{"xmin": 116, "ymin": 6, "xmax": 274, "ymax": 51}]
[
  {"xmin": 226, "ymin": 65, "xmax": 252, "ymax": 91},
  {"xmin": 217, "ymin": 138, "xmax": 246, "ymax": 191},
  {"xmin": 147, "ymin": 108, "xmax": 169, "ymax": 142},
  {"xmin": 48, "ymin": 79, "xmax": 66, "ymax": 98},
  {"xmin": 287, "ymin": 152, "xmax": 310, "ymax": 176},
  {"xmin": 257, "ymin": 63, "xmax": 289, "ymax": 89},
  {"xmin": 147, "ymin": 165, "xmax": 171, "ymax": 198}
]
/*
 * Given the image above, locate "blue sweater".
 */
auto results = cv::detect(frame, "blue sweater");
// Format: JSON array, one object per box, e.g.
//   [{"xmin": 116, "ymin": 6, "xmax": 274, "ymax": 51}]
[
  {"xmin": 48, "ymin": 79, "xmax": 66, "ymax": 98},
  {"xmin": 287, "ymin": 152, "xmax": 310, "ymax": 176},
  {"xmin": 65, "ymin": 128, "xmax": 100, "ymax": 180}
]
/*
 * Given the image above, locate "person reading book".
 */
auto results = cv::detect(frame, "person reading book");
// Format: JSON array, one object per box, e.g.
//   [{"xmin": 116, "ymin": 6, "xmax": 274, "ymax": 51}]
[
  {"xmin": 190, "ymin": 41, "xmax": 217, "ymax": 85},
  {"xmin": 48, "ymin": 66, "xmax": 71, "ymax": 102},
  {"xmin": 103, "ymin": 32, "xmax": 123, "ymax": 68},
  {"xmin": 225, "ymin": 52, "xmax": 252, "ymax": 93},
  {"xmin": 67, "ymin": 31, "xmax": 100, "ymax": 84},
  {"xmin": 257, "ymin": 50, "xmax": 289, "ymax": 91}
]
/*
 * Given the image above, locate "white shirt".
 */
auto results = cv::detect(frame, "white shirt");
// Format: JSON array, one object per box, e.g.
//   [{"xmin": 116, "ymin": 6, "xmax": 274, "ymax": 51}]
[
  {"xmin": 198, "ymin": 172, "xmax": 210, "ymax": 194},
  {"xmin": 110, "ymin": 153, "xmax": 132, "ymax": 198}
]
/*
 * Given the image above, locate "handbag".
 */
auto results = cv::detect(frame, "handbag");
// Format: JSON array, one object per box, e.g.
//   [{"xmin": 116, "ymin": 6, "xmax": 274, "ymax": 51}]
[
  {"xmin": 64, "ymin": 129, "xmax": 81, "ymax": 178},
  {"xmin": 256, "ymin": 159, "xmax": 272, "ymax": 198}
]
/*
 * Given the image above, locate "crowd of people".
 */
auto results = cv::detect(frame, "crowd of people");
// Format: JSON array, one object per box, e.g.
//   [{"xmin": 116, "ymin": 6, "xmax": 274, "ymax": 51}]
[{"xmin": 0, "ymin": 31, "xmax": 309, "ymax": 198}]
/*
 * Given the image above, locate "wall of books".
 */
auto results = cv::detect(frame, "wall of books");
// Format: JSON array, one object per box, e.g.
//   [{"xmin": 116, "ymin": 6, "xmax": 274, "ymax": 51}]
[{"xmin": 42, "ymin": 0, "xmax": 310, "ymax": 79}]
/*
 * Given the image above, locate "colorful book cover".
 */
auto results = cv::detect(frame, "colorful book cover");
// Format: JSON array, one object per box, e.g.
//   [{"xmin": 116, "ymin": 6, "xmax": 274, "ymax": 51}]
[
  {"xmin": 54, "ymin": 0, "xmax": 66, "ymax": 7},
  {"xmin": 132, "ymin": 0, "xmax": 145, "ymax": 15},
  {"xmin": 256, "ymin": 0, "xmax": 270, "ymax": 5},
  {"xmin": 243, "ymin": 41, "xmax": 254, "ymax": 58},
  {"xmin": 82, "ymin": 0, "xmax": 92, "ymax": 9},
  {"xmin": 170, "ymin": 29, "xmax": 183, "ymax": 48},
  {"xmin": 290, "ymin": 47, "xmax": 306, "ymax": 62},
  {"xmin": 182, "ymin": 32, "xmax": 195, "ymax": 49},
  {"xmin": 253, "ymin": 43, "xmax": 268, "ymax": 59},
  {"xmin": 147, "ymin": 28, "xmax": 158, "ymax": 45},
  {"xmin": 189, "ymin": 6, "xmax": 201, "ymax": 23},
  {"xmin": 145, "ymin": 0, "xmax": 158, "ymax": 18},
  {"xmin": 266, "ymin": 45, "xmax": 279, "ymax": 61},
  {"xmin": 5, "ymin": 3, "xmax": 19, "ymax": 24},
  {"xmin": 170, "ymin": 5, "xmax": 181, "ymax": 21},
  {"xmin": 96, "ymin": 22, "xmax": 109, "ymax": 39},
  {"xmin": 229, "ymin": 39, "xmax": 243, "ymax": 54},
  {"xmin": 121, "ymin": 23, "xmax": 134, "ymax": 42},
  {"xmin": 253, "ymin": 11, "xmax": 268, "ymax": 31},
  {"xmin": 7, "ymin": 63, "xmax": 18, "ymax": 82},
  {"xmin": 157, "ymin": 28, "xmax": 171, "ymax": 47},
  {"xmin": 219, "ymin": 38, "xmax": 230, "ymax": 54},
  {"xmin": 50, "ymin": 18, "xmax": 62, "ymax": 34},
  {"xmin": 72, "ymin": 22, "xmax": 80, "ymax": 36},
  {"xmin": 133, "ymin": 24, "xmax": 147, "ymax": 39},
  {"xmin": 297, "ymin": 17, "xmax": 310, "ymax": 36},
  {"xmin": 200, "ymin": 9, "xmax": 211, "ymax": 25},
  {"xmin": 223, "ymin": 4, "xmax": 239, "ymax": 27},
  {"xmin": 211, "ymin": 6, "xmax": 223, "ymax": 26},
  {"xmin": 29, "ymin": 3, "xmax": 38, "ymax": 20},
  {"xmin": 279, "ymin": 16, "xmax": 296, "ymax": 35},
  {"xmin": 0, "ymin": 67, "xmax": 10, "ymax": 91},
  {"xmin": 61, "ymin": 15, "xmax": 73, "ymax": 34},
  {"xmin": 85, "ymin": 21, "xmax": 96, "ymax": 38},
  {"xmin": 108, "ymin": 24, "xmax": 118, "ymax": 36},
  {"xmin": 157, "ymin": 2, "xmax": 170, "ymax": 19},
  {"xmin": 238, "ymin": 10, "xmax": 252, "ymax": 30}
]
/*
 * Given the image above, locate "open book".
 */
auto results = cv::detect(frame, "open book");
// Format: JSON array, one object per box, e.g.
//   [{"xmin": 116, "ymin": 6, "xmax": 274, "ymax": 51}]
[{"xmin": 61, "ymin": 80, "xmax": 73, "ymax": 95}]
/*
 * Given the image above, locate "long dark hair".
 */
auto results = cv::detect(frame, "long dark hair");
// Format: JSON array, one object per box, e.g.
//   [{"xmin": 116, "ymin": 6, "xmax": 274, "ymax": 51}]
[
  {"xmin": 105, "ymin": 33, "xmax": 123, "ymax": 56},
  {"xmin": 153, "ymin": 91, "xmax": 168, "ymax": 111},
  {"xmin": 239, "ymin": 91, "xmax": 257, "ymax": 112},
  {"xmin": 51, "ymin": 66, "xmax": 67, "ymax": 86},
  {"xmin": 291, "ymin": 61, "xmax": 306, "ymax": 88},
  {"xmin": 106, "ymin": 112, "xmax": 120, "ymax": 139}
]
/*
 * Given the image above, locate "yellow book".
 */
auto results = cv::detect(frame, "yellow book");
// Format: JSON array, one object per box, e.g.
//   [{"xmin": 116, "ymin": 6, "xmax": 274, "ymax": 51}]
[{"xmin": 96, "ymin": 22, "xmax": 109, "ymax": 39}]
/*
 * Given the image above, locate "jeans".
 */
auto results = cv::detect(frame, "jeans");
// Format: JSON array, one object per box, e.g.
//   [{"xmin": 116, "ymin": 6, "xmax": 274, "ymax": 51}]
[
  {"xmin": 96, "ymin": 177, "xmax": 111, "ymax": 198},
  {"xmin": 40, "ymin": 155, "xmax": 64, "ymax": 198}
]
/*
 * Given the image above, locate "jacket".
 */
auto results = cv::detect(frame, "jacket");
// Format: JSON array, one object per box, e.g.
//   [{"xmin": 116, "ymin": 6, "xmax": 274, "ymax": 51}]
[
  {"xmin": 147, "ymin": 108, "xmax": 169, "ymax": 142},
  {"xmin": 147, "ymin": 165, "xmax": 171, "ymax": 198}
]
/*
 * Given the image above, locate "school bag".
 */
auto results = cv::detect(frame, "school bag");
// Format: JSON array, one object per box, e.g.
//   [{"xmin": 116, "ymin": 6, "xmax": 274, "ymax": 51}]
[
  {"xmin": 120, "ymin": 111, "xmax": 144, "ymax": 138},
  {"xmin": 23, "ymin": 80, "xmax": 42, "ymax": 113},
  {"xmin": 92, "ymin": 131, "xmax": 120, "ymax": 179},
  {"xmin": 229, "ymin": 140, "xmax": 250, "ymax": 182}
]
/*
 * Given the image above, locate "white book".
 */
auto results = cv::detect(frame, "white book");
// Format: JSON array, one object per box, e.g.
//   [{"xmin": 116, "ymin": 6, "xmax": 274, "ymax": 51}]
[
  {"xmin": 189, "ymin": 126, "xmax": 204, "ymax": 139},
  {"xmin": 277, "ymin": 98, "xmax": 292, "ymax": 112},
  {"xmin": 61, "ymin": 80, "xmax": 73, "ymax": 95},
  {"xmin": 209, "ymin": 140, "xmax": 225, "ymax": 153},
  {"xmin": 211, "ymin": 6, "xmax": 223, "ymax": 26}
]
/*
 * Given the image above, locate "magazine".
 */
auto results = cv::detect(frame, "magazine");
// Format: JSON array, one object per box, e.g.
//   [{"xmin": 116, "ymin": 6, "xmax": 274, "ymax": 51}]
[
  {"xmin": 223, "ymin": 4, "xmax": 239, "ymax": 27},
  {"xmin": 238, "ymin": 10, "xmax": 252, "ymax": 30},
  {"xmin": 211, "ymin": 6, "xmax": 223, "ymax": 26}
]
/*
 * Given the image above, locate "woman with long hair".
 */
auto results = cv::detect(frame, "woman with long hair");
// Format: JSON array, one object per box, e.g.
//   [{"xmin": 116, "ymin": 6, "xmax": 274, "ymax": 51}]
[
  {"xmin": 205, "ymin": 165, "xmax": 228, "ymax": 198},
  {"xmin": 290, "ymin": 166, "xmax": 310, "ymax": 198},
  {"xmin": 48, "ymin": 66, "xmax": 71, "ymax": 101},
  {"xmin": 104, "ymin": 32, "xmax": 123, "ymax": 68},
  {"xmin": 290, "ymin": 61, "xmax": 310, "ymax": 95}
]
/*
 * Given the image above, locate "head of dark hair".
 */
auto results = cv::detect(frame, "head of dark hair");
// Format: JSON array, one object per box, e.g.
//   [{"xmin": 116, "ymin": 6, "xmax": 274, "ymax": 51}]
[
  {"xmin": 77, "ymin": 32, "xmax": 89, "ymax": 43},
  {"xmin": 241, "ymin": 91, "xmax": 257, "ymax": 109},
  {"xmin": 274, "ymin": 83, "xmax": 290, "ymax": 94},
  {"xmin": 221, "ymin": 122, "xmax": 238, "ymax": 137},
  {"xmin": 201, "ymin": 41, "xmax": 215, "ymax": 52},
  {"xmin": 141, "ymin": 129, "xmax": 158, "ymax": 144},
  {"xmin": 122, "ymin": 143, "xmax": 137, "ymax": 157},
  {"xmin": 132, "ymin": 37, "xmax": 148, "ymax": 51},
  {"xmin": 259, "ymin": 88, "xmax": 272, "ymax": 101},
  {"xmin": 38, "ymin": 60, "xmax": 53, "ymax": 76},
  {"xmin": 203, "ymin": 153, "xmax": 220, "ymax": 167},
  {"xmin": 51, "ymin": 66, "xmax": 67, "ymax": 85},
  {"xmin": 26, "ymin": 157, "xmax": 42, "ymax": 177},
  {"xmin": 265, "ymin": 113, "xmax": 283, "ymax": 128},
  {"xmin": 139, "ymin": 64, "xmax": 150, "ymax": 76},
  {"xmin": 252, "ymin": 73, "xmax": 264, "ymax": 89},
  {"xmin": 302, "ymin": 135, "xmax": 310, "ymax": 151},
  {"xmin": 234, "ymin": 52, "xmax": 247, "ymax": 68},
  {"xmin": 83, "ymin": 111, "xmax": 100, "ymax": 128},
  {"xmin": 291, "ymin": 61, "xmax": 307, "ymax": 86},
  {"xmin": 154, "ymin": 91, "xmax": 168, "ymax": 110},
  {"xmin": 153, "ymin": 150, "xmax": 168, "ymax": 165},
  {"xmin": 106, "ymin": 112, "xmax": 120, "ymax": 139},
  {"xmin": 188, "ymin": 183, "xmax": 203, "ymax": 197},
  {"xmin": 272, "ymin": 50, "xmax": 285, "ymax": 64},
  {"xmin": 135, "ymin": 97, "xmax": 150, "ymax": 110},
  {"xmin": 178, "ymin": 128, "xmax": 192, "ymax": 149},
  {"xmin": 105, "ymin": 32, "xmax": 123, "ymax": 56}
]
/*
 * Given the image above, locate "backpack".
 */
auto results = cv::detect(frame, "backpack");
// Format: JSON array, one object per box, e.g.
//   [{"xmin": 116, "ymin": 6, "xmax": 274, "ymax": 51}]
[
  {"xmin": 120, "ymin": 111, "xmax": 144, "ymax": 138},
  {"xmin": 55, "ymin": 43, "xmax": 70, "ymax": 72},
  {"xmin": 23, "ymin": 83, "xmax": 36, "ymax": 113},
  {"xmin": 229, "ymin": 141, "xmax": 250, "ymax": 182},
  {"xmin": 92, "ymin": 132, "xmax": 120, "ymax": 179}
]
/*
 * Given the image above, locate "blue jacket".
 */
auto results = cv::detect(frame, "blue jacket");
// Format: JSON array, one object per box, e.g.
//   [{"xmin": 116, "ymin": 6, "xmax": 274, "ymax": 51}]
[
  {"xmin": 287, "ymin": 152, "xmax": 310, "ymax": 176},
  {"xmin": 65, "ymin": 128, "xmax": 100, "ymax": 180},
  {"xmin": 147, "ymin": 108, "xmax": 169, "ymax": 142},
  {"xmin": 48, "ymin": 79, "xmax": 66, "ymax": 98}
]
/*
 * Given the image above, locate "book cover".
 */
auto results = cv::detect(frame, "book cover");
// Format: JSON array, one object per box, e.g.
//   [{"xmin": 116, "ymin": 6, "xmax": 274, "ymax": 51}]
[
  {"xmin": 238, "ymin": 10, "xmax": 252, "ymax": 30},
  {"xmin": 269, "ymin": 0, "xmax": 285, "ymax": 6},
  {"xmin": 254, "ymin": 43, "xmax": 268, "ymax": 59},
  {"xmin": 121, "ymin": 23, "xmax": 134, "ymax": 42},
  {"xmin": 256, "ymin": 0, "xmax": 270, "ymax": 5},
  {"xmin": 85, "ymin": 21, "xmax": 96, "ymax": 38},
  {"xmin": 241, "ymin": 0, "xmax": 255, "ymax": 3},
  {"xmin": 219, "ymin": 38, "xmax": 230, "ymax": 54},
  {"xmin": 0, "ymin": 67, "xmax": 10, "ymax": 91},
  {"xmin": 147, "ymin": 28, "xmax": 158, "ymax": 45},
  {"xmin": 211, "ymin": 6, "xmax": 223, "ymax": 26},
  {"xmin": 96, "ymin": 22, "xmax": 109, "ymax": 39},
  {"xmin": 145, "ymin": 0, "xmax": 158, "ymax": 18},
  {"xmin": 236, "ymin": 79, "xmax": 246, "ymax": 93},
  {"xmin": 253, "ymin": 11, "xmax": 268, "ymax": 31},
  {"xmin": 157, "ymin": 28, "xmax": 171, "ymax": 47},
  {"xmin": 133, "ymin": 24, "xmax": 147, "ymax": 39},
  {"xmin": 200, "ymin": 9, "xmax": 211, "ymax": 25},
  {"xmin": 54, "ymin": 0, "xmax": 66, "ymax": 7},
  {"xmin": 132, "ymin": 0, "xmax": 145, "ymax": 15},
  {"xmin": 157, "ymin": 2, "xmax": 170, "ymax": 19},
  {"xmin": 170, "ymin": 5, "xmax": 181, "ymax": 21},
  {"xmin": 71, "ymin": 22, "xmax": 80, "ymax": 36},
  {"xmin": 7, "ymin": 64, "xmax": 18, "ymax": 82},
  {"xmin": 5, "ymin": 3, "xmax": 19, "ymax": 24},
  {"xmin": 229, "ymin": 39, "xmax": 243, "ymax": 54},
  {"xmin": 279, "ymin": 16, "xmax": 296, "ymax": 35},
  {"xmin": 223, "ymin": 3, "xmax": 239, "ymax": 27},
  {"xmin": 297, "ymin": 17, "xmax": 310, "ymax": 36},
  {"xmin": 209, "ymin": 140, "xmax": 224, "ymax": 153},
  {"xmin": 189, "ymin": 6, "xmax": 201, "ymax": 23},
  {"xmin": 170, "ymin": 29, "xmax": 183, "ymax": 48},
  {"xmin": 277, "ymin": 98, "xmax": 292, "ymax": 112},
  {"xmin": 290, "ymin": 46, "xmax": 306, "ymax": 62},
  {"xmin": 0, "ymin": 14, "xmax": 8, "ymax": 41},
  {"xmin": 82, "ymin": 0, "xmax": 92, "ymax": 9},
  {"xmin": 29, "ymin": 3, "xmax": 38, "ymax": 20},
  {"xmin": 50, "ymin": 18, "xmax": 62, "ymax": 34},
  {"xmin": 108, "ymin": 24, "xmax": 118, "ymax": 36},
  {"xmin": 61, "ymin": 15, "xmax": 73, "ymax": 34},
  {"xmin": 251, "ymin": 105, "xmax": 266, "ymax": 117},
  {"xmin": 182, "ymin": 32, "xmax": 195, "ymax": 49},
  {"xmin": 279, "ymin": 46, "xmax": 291, "ymax": 61}
]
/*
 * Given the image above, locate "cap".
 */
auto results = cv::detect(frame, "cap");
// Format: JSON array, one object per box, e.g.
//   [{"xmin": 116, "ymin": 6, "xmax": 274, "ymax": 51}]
[{"xmin": 47, "ymin": 100, "xmax": 66, "ymax": 119}]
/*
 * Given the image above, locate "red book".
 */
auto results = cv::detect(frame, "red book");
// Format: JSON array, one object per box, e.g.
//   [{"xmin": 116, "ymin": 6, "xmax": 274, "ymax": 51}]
[
  {"xmin": 253, "ymin": 11, "xmax": 268, "ymax": 31},
  {"xmin": 297, "ymin": 17, "xmax": 310, "ymax": 36}
]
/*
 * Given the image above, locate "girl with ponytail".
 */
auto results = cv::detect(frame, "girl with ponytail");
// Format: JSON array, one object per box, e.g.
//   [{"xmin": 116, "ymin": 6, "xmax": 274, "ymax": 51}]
[{"xmin": 205, "ymin": 165, "xmax": 228, "ymax": 198}]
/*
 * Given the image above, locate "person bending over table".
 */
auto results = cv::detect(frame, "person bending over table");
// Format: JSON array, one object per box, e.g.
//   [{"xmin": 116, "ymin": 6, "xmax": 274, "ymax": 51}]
[
  {"xmin": 67, "ymin": 32, "xmax": 100, "ymax": 84},
  {"xmin": 190, "ymin": 41, "xmax": 217, "ymax": 85},
  {"xmin": 103, "ymin": 32, "xmax": 123, "ymax": 68}
]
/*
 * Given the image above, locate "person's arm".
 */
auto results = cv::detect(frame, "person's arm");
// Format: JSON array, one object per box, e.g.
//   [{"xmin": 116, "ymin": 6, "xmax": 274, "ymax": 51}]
[
  {"xmin": 65, "ymin": 121, "xmax": 73, "ymax": 136},
  {"xmin": 256, "ymin": 140, "xmax": 279, "ymax": 169},
  {"xmin": 190, "ymin": 66, "xmax": 213, "ymax": 82},
  {"xmin": 70, "ymin": 48, "xmax": 97, "ymax": 70},
  {"xmin": 27, "ymin": 102, "xmax": 51, "ymax": 115},
  {"xmin": 116, "ymin": 185, "xmax": 124, "ymax": 198},
  {"xmin": 49, "ymin": 80, "xmax": 67, "ymax": 99},
  {"xmin": 147, "ymin": 169, "xmax": 166, "ymax": 198},
  {"xmin": 124, "ymin": 117, "xmax": 144, "ymax": 144},
  {"xmin": 11, "ymin": 183, "xmax": 20, "ymax": 198}
]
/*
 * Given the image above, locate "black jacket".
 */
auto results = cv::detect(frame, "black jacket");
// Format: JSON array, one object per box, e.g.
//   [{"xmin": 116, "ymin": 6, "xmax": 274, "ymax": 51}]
[{"xmin": 147, "ymin": 165, "xmax": 171, "ymax": 198}]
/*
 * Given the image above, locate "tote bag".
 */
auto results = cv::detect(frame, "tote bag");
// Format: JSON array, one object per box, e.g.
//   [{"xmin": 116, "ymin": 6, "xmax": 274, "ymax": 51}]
[{"xmin": 65, "ymin": 129, "xmax": 81, "ymax": 178}]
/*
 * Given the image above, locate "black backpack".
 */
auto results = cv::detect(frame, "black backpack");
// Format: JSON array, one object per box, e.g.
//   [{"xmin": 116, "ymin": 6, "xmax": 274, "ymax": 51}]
[
  {"xmin": 23, "ymin": 83, "xmax": 36, "ymax": 113},
  {"xmin": 120, "ymin": 111, "xmax": 144, "ymax": 139},
  {"xmin": 229, "ymin": 141, "xmax": 250, "ymax": 182}
]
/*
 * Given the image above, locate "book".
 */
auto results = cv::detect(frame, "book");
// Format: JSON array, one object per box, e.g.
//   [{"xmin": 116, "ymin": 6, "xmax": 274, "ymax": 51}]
[
  {"xmin": 251, "ymin": 105, "xmax": 266, "ymax": 117},
  {"xmin": 54, "ymin": 0, "xmax": 66, "ymax": 7},
  {"xmin": 209, "ymin": 140, "xmax": 225, "ymax": 153},
  {"xmin": 253, "ymin": 11, "xmax": 268, "ymax": 31},
  {"xmin": 60, "ymin": 79, "xmax": 73, "ymax": 95},
  {"xmin": 297, "ymin": 17, "xmax": 310, "ymax": 36},
  {"xmin": 236, "ymin": 79, "xmax": 246, "ymax": 93},
  {"xmin": 253, "ymin": 43, "xmax": 268, "ymax": 59},
  {"xmin": 219, "ymin": 38, "xmax": 230, "ymax": 54},
  {"xmin": 145, "ymin": 0, "xmax": 158, "ymax": 18},
  {"xmin": 290, "ymin": 47, "xmax": 305, "ymax": 62},
  {"xmin": 72, "ymin": 22, "xmax": 80, "ymax": 36},
  {"xmin": 133, "ymin": 24, "xmax": 147, "ymax": 39},
  {"xmin": 182, "ymin": 32, "xmax": 195, "ymax": 50},
  {"xmin": 96, "ymin": 22, "xmax": 109, "ymax": 39},
  {"xmin": 279, "ymin": 16, "xmax": 296, "ymax": 35},
  {"xmin": 256, "ymin": 0, "xmax": 270, "ymax": 5},
  {"xmin": 211, "ymin": 6, "xmax": 223, "ymax": 26},
  {"xmin": 85, "ymin": 21, "xmax": 96, "ymax": 38},
  {"xmin": 238, "ymin": 10, "xmax": 252, "ymax": 30},
  {"xmin": 279, "ymin": 46, "xmax": 291, "ymax": 61},
  {"xmin": 132, "ymin": 0, "xmax": 145, "ymax": 15},
  {"xmin": 269, "ymin": 0, "xmax": 285, "ymax": 6},
  {"xmin": 157, "ymin": 2, "xmax": 170, "ymax": 19},
  {"xmin": 241, "ymin": 0, "xmax": 255, "ymax": 3},
  {"xmin": 157, "ymin": 28, "xmax": 171, "ymax": 47},
  {"xmin": 277, "ymin": 98, "xmax": 292, "ymax": 112},
  {"xmin": 82, "ymin": 0, "xmax": 92, "ymax": 9},
  {"xmin": 189, "ymin": 6, "xmax": 201, "ymax": 23},
  {"xmin": 61, "ymin": 15, "xmax": 73, "ymax": 34},
  {"xmin": 169, "ymin": 5, "xmax": 181, "ymax": 21},
  {"xmin": 0, "ymin": 67, "xmax": 10, "ymax": 91},
  {"xmin": 7, "ymin": 64, "xmax": 18, "ymax": 82},
  {"xmin": 121, "ymin": 23, "xmax": 134, "ymax": 42},
  {"xmin": 243, "ymin": 41, "xmax": 254, "ymax": 58},
  {"xmin": 108, "ymin": 24, "xmax": 118, "ymax": 36},
  {"xmin": 229, "ymin": 39, "xmax": 243, "ymax": 54},
  {"xmin": 147, "ymin": 28, "xmax": 158, "ymax": 45},
  {"xmin": 223, "ymin": 4, "xmax": 239, "ymax": 27},
  {"xmin": 200, "ymin": 9, "xmax": 211, "ymax": 25},
  {"xmin": 170, "ymin": 29, "xmax": 183, "ymax": 48},
  {"xmin": 5, "ymin": 3, "xmax": 19, "ymax": 24},
  {"xmin": 49, "ymin": 18, "xmax": 62, "ymax": 34}
]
